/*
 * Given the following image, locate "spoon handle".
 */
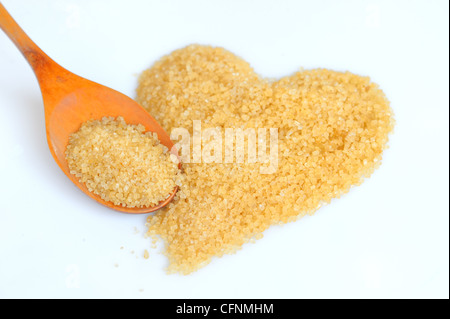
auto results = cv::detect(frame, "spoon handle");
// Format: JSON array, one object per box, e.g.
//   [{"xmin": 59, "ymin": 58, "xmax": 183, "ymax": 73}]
[{"xmin": 0, "ymin": 3, "xmax": 59, "ymax": 79}]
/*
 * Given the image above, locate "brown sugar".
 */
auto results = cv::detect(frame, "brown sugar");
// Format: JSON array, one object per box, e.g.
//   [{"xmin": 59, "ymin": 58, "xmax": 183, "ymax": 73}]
[
  {"xmin": 66, "ymin": 116, "xmax": 181, "ymax": 208},
  {"xmin": 137, "ymin": 45, "xmax": 394, "ymax": 274}
]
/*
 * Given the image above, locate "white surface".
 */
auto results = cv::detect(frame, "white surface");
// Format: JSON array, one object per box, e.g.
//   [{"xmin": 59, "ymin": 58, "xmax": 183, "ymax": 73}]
[{"xmin": 0, "ymin": 0, "xmax": 448, "ymax": 299}]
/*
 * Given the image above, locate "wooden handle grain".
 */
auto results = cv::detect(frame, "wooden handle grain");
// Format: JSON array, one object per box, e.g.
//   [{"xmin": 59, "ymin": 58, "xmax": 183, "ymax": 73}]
[{"xmin": 0, "ymin": 2, "xmax": 55, "ymax": 76}]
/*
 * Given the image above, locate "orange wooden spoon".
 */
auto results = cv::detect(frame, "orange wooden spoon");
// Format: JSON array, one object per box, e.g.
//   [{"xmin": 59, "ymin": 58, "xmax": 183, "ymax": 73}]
[{"xmin": 0, "ymin": 3, "xmax": 179, "ymax": 214}]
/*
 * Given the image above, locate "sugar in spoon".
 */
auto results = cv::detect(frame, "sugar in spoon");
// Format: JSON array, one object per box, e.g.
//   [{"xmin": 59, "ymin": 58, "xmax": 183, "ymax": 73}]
[{"xmin": 0, "ymin": 3, "xmax": 179, "ymax": 213}]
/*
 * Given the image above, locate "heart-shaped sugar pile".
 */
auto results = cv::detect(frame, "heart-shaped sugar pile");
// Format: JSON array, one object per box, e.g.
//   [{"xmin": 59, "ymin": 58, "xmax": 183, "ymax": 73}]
[{"xmin": 136, "ymin": 45, "xmax": 394, "ymax": 274}]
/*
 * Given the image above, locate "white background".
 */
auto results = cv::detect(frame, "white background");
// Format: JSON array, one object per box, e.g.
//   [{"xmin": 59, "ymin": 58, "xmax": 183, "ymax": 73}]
[{"xmin": 0, "ymin": 0, "xmax": 448, "ymax": 299}]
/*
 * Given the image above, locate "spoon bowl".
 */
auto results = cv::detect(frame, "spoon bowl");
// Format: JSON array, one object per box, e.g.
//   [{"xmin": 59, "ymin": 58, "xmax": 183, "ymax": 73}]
[{"xmin": 0, "ymin": 3, "xmax": 179, "ymax": 214}]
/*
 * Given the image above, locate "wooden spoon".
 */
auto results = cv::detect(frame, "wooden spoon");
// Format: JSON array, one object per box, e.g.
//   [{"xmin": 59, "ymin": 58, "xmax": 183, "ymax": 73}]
[{"xmin": 0, "ymin": 3, "xmax": 179, "ymax": 214}]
